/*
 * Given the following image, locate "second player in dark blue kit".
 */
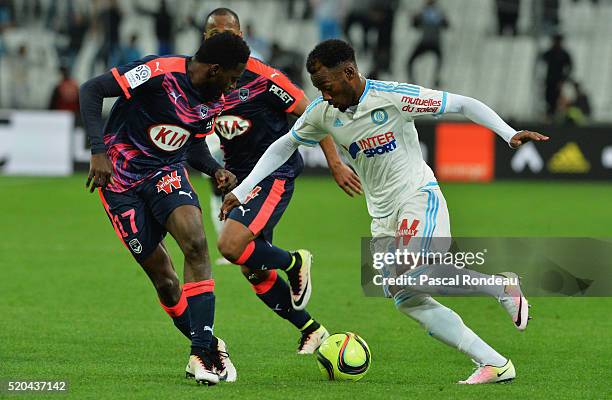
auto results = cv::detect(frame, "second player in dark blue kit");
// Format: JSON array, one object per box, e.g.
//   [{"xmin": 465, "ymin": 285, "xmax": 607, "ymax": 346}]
[{"xmin": 204, "ymin": 9, "xmax": 362, "ymax": 354}]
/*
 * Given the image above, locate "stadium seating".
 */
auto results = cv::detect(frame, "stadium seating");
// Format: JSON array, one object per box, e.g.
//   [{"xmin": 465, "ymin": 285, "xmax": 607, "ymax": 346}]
[{"xmin": 0, "ymin": 0, "xmax": 610, "ymax": 121}]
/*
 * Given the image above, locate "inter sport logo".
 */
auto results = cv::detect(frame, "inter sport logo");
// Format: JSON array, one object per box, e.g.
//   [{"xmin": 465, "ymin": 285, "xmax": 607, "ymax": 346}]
[{"xmin": 347, "ymin": 131, "xmax": 397, "ymax": 159}]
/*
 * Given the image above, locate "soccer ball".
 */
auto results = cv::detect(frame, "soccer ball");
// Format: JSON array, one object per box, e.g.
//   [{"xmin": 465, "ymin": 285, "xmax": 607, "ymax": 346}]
[{"xmin": 315, "ymin": 332, "xmax": 371, "ymax": 381}]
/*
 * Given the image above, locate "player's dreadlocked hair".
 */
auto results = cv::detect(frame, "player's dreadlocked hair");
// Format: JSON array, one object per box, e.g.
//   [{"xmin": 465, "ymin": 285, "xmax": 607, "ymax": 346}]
[
  {"xmin": 195, "ymin": 31, "xmax": 250, "ymax": 69},
  {"xmin": 205, "ymin": 7, "xmax": 240, "ymax": 27},
  {"xmin": 306, "ymin": 39, "xmax": 356, "ymax": 74}
]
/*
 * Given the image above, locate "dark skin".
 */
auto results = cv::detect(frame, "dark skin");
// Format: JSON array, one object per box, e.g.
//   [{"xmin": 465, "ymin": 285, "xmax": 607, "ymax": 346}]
[{"xmin": 220, "ymin": 59, "xmax": 550, "ymax": 218}]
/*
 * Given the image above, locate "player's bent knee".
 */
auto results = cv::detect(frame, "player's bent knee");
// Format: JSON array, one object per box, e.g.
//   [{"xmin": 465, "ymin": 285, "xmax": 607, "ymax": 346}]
[
  {"xmin": 153, "ymin": 275, "xmax": 181, "ymax": 304},
  {"xmin": 217, "ymin": 236, "xmax": 245, "ymax": 263}
]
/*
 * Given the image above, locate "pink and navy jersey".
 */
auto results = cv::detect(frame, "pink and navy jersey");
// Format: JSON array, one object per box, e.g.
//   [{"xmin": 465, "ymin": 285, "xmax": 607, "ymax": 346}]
[
  {"xmin": 104, "ymin": 55, "xmax": 223, "ymax": 192},
  {"xmin": 215, "ymin": 57, "xmax": 304, "ymax": 182}
]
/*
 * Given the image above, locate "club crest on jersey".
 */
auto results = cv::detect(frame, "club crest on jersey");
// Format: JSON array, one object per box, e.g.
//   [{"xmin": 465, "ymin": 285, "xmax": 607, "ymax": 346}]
[
  {"xmin": 128, "ymin": 238, "xmax": 143, "ymax": 254},
  {"xmin": 244, "ymin": 186, "xmax": 262, "ymax": 204},
  {"xmin": 370, "ymin": 108, "xmax": 388, "ymax": 125},
  {"xmin": 148, "ymin": 124, "xmax": 191, "ymax": 151},
  {"xmin": 156, "ymin": 170, "xmax": 182, "ymax": 194},
  {"xmin": 199, "ymin": 105, "xmax": 209, "ymax": 119},
  {"xmin": 239, "ymin": 88, "xmax": 250, "ymax": 101},
  {"xmin": 214, "ymin": 115, "xmax": 252, "ymax": 140},
  {"xmin": 347, "ymin": 131, "xmax": 397, "ymax": 159}
]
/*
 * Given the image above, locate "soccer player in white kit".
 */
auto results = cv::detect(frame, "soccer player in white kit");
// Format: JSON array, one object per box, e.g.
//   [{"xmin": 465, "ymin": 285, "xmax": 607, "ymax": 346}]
[{"xmin": 221, "ymin": 40, "xmax": 549, "ymax": 384}]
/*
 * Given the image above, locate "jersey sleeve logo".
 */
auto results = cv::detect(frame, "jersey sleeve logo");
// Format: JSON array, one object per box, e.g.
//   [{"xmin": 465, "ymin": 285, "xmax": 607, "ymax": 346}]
[
  {"xmin": 214, "ymin": 115, "xmax": 252, "ymax": 140},
  {"xmin": 269, "ymin": 83, "xmax": 295, "ymax": 105},
  {"xmin": 400, "ymin": 96, "xmax": 441, "ymax": 113},
  {"xmin": 147, "ymin": 124, "xmax": 191, "ymax": 152},
  {"xmin": 124, "ymin": 64, "xmax": 152, "ymax": 89}
]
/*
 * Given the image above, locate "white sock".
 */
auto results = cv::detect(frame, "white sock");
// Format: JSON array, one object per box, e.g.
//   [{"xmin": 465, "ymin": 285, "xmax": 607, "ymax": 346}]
[
  {"xmin": 395, "ymin": 292, "xmax": 507, "ymax": 367},
  {"xmin": 209, "ymin": 194, "xmax": 223, "ymax": 235},
  {"xmin": 403, "ymin": 264, "xmax": 506, "ymax": 298}
]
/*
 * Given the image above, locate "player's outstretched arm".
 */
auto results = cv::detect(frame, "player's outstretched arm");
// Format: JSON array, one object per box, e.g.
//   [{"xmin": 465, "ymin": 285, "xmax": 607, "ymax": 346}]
[
  {"xmin": 220, "ymin": 133, "xmax": 300, "ymax": 220},
  {"xmin": 80, "ymin": 72, "xmax": 124, "ymax": 192},
  {"xmin": 445, "ymin": 93, "xmax": 549, "ymax": 148}
]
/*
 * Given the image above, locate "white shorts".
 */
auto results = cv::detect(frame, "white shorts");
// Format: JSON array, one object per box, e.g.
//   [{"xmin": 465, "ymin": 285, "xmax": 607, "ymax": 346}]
[{"xmin": 370, "ymin": 183, "xmax": 451, "ymax": 254}]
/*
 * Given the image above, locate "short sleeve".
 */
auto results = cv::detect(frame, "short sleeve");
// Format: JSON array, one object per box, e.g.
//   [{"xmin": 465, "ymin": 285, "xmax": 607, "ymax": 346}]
[
  {"xmin": 245, "ymin": 58, "xmax": 305, "ymax": 113},
  {"xmin": 110, "ymin": 56, "xmax": 186, "ymax": 100},
  {"xmin": 374, "ymin": 81, "xmax": 447, "ymax": 120},
  {"xmin": 289, "ymin": 97, "xmax": 327, "ymax": 147}
]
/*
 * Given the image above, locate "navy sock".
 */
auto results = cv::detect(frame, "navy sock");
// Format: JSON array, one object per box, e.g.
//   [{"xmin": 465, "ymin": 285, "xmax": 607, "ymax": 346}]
[
  {"xmin": 252, "ymin": 270, "xmax": 312, "ymax": 329},
  {"xmin": 184, "ymin": 280, "xmax": 215, "ymax": 353},
  {"xmin": 160, "ymin": 291, "xmax": 191, "ymax": 339},
  {"xmin": 237, "ymin": 237, "xmax": 294, "ymax": 270}
]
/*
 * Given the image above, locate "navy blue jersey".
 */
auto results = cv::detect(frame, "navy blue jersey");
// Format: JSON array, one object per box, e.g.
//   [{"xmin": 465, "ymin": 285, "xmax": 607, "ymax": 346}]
[
  {"xmin": 105, "ymin": 55, "xmax": 223, "ymax": 192},
  {"xmin": 214, "ymin": 57, "xmax": 304, "ymax": 182}
]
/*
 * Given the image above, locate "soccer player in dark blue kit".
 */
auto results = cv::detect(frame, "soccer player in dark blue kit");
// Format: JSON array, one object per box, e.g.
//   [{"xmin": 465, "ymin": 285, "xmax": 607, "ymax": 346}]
[
  {"xmin": 204, "ymin": 9, "xmax": 362, "ymax": 354},
  {"xmin": 80, "ymin": 32, "xmax": 250, "ymax": 385}
]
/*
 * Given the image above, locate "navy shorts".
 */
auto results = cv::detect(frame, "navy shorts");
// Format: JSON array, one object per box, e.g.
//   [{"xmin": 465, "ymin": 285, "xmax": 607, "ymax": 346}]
[
  {"xmin": 99, "ymin": 167, "xmax": 200, "ymax": 262},
  {"xmin": 227, "ymin": 176, "xmax": 294, "ymax": 242}
]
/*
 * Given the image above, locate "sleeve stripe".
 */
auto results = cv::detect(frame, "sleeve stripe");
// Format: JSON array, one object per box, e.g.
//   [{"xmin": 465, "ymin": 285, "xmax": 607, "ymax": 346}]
[
  {"xmin": 370, "ymin": 83, "xmax": 420, "ymax": 97},
  {"xmin": 304, "ymin": 96, "xmax": 323, "ymax": 114},
  {"xmin": 246, "ymin": 57, "xmax": 304, "ymax": 103},
  {"xmin": 290, "ymin": 129, "xmax": 318, "ymax": 146},
  {"xmin": 434, "ymin": 91, "xmax": 448, "ymax": 115},
  {"xmin": 111, "ymin": 67, "xmax": 131, "ymax": 99}
]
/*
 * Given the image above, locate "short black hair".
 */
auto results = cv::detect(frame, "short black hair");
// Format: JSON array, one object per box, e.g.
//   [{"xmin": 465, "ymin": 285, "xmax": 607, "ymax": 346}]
[
  {"xmin": 306, "ymin": 39, "xmax": 356, "ymax": 74},
  {"xmin": 195, "ymin": 31, "xmax": 250, "ymax": 69},
  {"xmin": 205, "ymin": 7, "xmax": 240, "ymax": 28}
]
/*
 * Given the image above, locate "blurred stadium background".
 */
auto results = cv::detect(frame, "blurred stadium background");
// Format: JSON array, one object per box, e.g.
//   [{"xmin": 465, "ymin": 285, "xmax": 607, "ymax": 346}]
[{"xmin": 1, "ymin": 1, "xmax": 611, "ymax": 398}]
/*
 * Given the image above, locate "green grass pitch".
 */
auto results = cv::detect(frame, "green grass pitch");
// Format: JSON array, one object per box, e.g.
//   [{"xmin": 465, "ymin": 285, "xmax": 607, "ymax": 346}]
[{"xmin": 1, "ymin": 176, "xmax": 611, "ymax": 399}]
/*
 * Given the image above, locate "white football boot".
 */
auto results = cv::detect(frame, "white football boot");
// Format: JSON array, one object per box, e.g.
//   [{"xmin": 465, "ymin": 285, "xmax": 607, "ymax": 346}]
[
  {"xmin": 286, "ymin": 249, "xmax": 312, "ymax": 310},
  {"xmin": 297, "ymin": 325, "xmax": 330, "ymax": 354},
  {"xmin": 458, "ymin": 359, "xmax": 516, "ymax": 384},
  {"xmin": 497, "ymin": 272, "xmax": 530, "ymax": 331}
]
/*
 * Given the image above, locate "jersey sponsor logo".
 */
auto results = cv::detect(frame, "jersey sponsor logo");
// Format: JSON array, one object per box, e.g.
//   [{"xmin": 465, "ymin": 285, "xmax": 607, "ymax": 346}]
[
  {"xmin": 239, "ymin": 88, "xmax": 250, "ymax": 101},
  {"xmin": 215, "ymin": 115, "xmax": 252, "ymax": 140},
  {"xmin": 148, "ymin": 124, "xmax": 191, "ymax": 151},
  {"xmin": 128, "ymin": 238, "xmax": 143, "ymax": 254},
  {"xmin": 244, "ymin": 186, "xmax": 262, "ymax": 203},
  {"xmin": 396, "ymin": 219, "xmax": 420, "ymax": 246},
  {"xmin": 156, "ymin": 170, "xmax": 182, "ymax": 194},
  {"xmin": 370, "ymin": 109, "xmax": 388, "ymax": 125},
  {"xmin": 269, "ymin": 83, "xmax": 294, "ymax": 105},
  {"xmin": 347, "ymin": 131, "xmax": 397, "ymax": 159},
  {"xmin": 124, "ymin": 64, "xmax": 152, "ymax": 89},
  {"xmin": 400, "ymin": 96, "xmax": 441, "ymax": 113}
]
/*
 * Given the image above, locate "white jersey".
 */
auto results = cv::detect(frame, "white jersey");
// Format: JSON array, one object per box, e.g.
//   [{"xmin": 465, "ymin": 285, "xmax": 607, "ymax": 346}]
[{"xmin": 290, "ymin": 79, "xmax": 448, "ymax": 218}]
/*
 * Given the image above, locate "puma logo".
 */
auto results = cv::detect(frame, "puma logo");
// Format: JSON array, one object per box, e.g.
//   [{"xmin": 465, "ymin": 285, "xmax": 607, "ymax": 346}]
[
  {"xmin": 179, "ymin": 190, "xmax": 193, "ymax": 199},
  {"xmin": 169, "ymin": 91, "xmax": 182, "ymax": 103}
]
